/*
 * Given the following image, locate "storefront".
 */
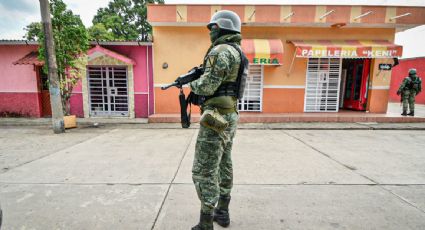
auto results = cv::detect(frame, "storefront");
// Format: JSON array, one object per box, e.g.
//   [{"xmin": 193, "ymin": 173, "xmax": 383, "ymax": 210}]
[
  {"xmin": 0, "ymin": 40, "xmax": 154, "ymax": 118},
  {"xmin": 148, "ymin": 4, "xmax": 425, "ymax": 114}
]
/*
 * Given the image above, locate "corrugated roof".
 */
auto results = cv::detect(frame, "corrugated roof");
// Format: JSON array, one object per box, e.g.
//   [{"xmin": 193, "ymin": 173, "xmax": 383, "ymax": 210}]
[
  {"xmin": 90, "ymin": 40, "xmax": 152, "ymax": 46},
  {"xmin": 0, "ymin": 40, "xmax": 152, "ymax": 46},
  {"xmin": 0, "ymin": 40, "xmax": 38, "ymax": 45}
]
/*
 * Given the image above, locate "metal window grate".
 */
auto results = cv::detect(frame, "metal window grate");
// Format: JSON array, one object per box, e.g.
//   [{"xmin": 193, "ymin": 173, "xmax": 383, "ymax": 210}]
[
  {"xmin": 238, "ymin": 65, "xmax": 263, "ymax": 112},
  {"xmin": 88, "ymin": 66, "xmax": 129, "ymax": 117},
  {"xmin": 304, "ymin": 58, "xmax": 342, "ymax": 112}
]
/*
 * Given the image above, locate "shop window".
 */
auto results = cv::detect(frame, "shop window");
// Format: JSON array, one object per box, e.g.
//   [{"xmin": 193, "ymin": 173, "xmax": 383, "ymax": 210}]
[
  {"xmin": 304, "ymin": 58, "xmax": 342, "ymax": 112},
  {"xmin": 238, "ymin": 65, "xmax": 263, "ymax": 112}
]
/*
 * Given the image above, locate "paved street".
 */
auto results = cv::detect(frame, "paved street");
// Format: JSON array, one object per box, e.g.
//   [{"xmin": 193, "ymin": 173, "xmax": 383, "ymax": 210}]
[{"xmin": 0, "ymin": 126, "xmax": 425, "ymax": 229}]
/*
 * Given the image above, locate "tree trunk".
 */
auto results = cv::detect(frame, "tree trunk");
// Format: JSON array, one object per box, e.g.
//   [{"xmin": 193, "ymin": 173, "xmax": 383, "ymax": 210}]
[{"xmin": 39, "ymin": 0, "xmax": 65, "ymax": 133}]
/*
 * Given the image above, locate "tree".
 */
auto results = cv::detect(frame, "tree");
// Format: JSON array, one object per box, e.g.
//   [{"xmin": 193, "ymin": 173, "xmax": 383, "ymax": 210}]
[
  {"xmin": 38, "ymin": 0, "xmax": 89, "ymax": 115},
  {"xmin": 23, "ymin": 22, "xmax": 42, "ymax": 41},
  {"xmin": 88, "ymin": 23, "xmax": 115, "ymax": 41},
  {"xmin": 92, "ymin": 0, "xmax": 164, "ymax": 41}
]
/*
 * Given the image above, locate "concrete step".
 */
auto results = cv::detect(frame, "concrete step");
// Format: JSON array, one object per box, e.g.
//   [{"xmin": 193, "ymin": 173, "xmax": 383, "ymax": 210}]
[{"xmin": 148, "ymin": 113, "xmax": 425, "ymax": 123}]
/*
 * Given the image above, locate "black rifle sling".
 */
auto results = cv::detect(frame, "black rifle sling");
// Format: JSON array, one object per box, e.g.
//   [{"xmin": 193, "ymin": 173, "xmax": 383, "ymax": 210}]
[
  {"xmin": 179, "ymin": 88, "xmax": 190, "ymax": 128},
  {"xmin": 223, "ymin": 42, "xmax": 248, "ymax": 99}
]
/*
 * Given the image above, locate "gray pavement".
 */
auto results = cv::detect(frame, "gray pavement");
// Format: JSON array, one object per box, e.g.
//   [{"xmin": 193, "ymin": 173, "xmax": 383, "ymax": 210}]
[
  {"xmin": 1, "ymin": 103, "xmax": 425, "ymax": 130},
  {"xmin": 0, "ymin": 126, "xmax": 425, "ymax": 229}
]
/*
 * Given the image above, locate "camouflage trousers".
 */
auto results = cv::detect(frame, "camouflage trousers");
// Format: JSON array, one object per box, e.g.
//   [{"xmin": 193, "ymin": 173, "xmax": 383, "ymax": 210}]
[
  {"xmin": 402, "ymin": 90, "xmax": 416, "ymax": 112},
  {"xmin": 192, "ymin": 112, "xmax": 238, "ymax": 214}
]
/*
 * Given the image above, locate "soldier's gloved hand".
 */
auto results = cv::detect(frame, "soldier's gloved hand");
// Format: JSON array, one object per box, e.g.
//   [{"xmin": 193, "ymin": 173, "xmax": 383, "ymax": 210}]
[{"xmin": 396, "ymin": 90, "xmax": 401, "ymax": 95}]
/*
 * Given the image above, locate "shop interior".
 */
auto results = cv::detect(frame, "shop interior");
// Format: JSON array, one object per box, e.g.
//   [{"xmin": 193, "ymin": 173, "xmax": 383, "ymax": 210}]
[{"xmin": 339, "ymin": 58, "xmax": 372, "ymax": 111}]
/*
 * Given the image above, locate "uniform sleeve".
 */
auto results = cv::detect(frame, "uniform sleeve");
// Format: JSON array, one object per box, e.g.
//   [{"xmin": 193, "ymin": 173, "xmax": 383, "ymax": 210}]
[
  {"xmin": 398, "ymin": 78, "xmax": 408, "ymax": 92},
  {"xmin": 190, "ymin": 49, "xmax": 232, "ymax": 96}
]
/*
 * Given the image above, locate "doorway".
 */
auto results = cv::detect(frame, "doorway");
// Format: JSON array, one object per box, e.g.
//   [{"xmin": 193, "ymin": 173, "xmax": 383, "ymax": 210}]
[
  {"xmin": 87, "ymin": 66, "xmax": 129, "ymax": 117},
  {"xmin": 37, "ymin": 66, "xmax": 52, "ymax": 117},
  {"xmin": 341, "ymin": 59, "xmax": 371, "ymax": 111},
  {"xmin": 304, "ymin": 58, "xmax": 342, "ymax": 112}
]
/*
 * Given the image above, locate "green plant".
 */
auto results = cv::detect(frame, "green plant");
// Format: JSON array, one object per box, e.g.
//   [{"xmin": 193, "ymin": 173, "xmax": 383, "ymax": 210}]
[
  {"xmin": 38, "ymin": 0, "xmax": 89, "ymax": 115},
  {"xmin": 92, "ymin": 0, "xmax": 164, "ymax": 41}
]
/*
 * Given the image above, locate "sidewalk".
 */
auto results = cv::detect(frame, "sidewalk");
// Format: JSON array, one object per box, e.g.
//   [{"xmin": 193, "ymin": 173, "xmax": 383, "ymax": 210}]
[
  {"xmin": 0, "ymin": 127, "xmax": 424, "ymax": 229},
  {"xmin": 1, "ymin": 103, "xmax": 424, "ymax": 129},
  {"xmin": 149, "ymin": 103, "xmax": 425, "ymax": 123}
]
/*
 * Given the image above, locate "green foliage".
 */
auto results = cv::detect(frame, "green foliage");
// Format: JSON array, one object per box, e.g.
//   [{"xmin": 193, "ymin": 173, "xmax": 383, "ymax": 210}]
[
  {"xmin": 92, "ymin": 0, "xmax": 164, "ymax": 41},
  {"xmin": 23, "ymin": 22, "xmax": 42, "ymax": 41},
  {"xmin": 88, "ymin": 23, "xmax": 115, "ymax": 41},
  {"xmin": 38, "ymin": 0, "xmax": 89, "ymax": 115}
]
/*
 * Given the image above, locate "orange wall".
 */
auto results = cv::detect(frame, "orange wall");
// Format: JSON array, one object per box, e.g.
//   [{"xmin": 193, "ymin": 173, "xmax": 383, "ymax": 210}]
[{"xmin": 153, "ymin": 26, "xmax": 396, "ymax": 113}]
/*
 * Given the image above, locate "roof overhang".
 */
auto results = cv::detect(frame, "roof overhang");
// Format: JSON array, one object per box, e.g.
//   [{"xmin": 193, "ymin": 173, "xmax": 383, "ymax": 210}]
[
  {"xmin": 0, "ymin": 40, "xmax": 38, "ymax": 45},
  {"xmin": 148, "ymin": 5, "xmax": 425, "ymax": 31},
  {"xmin": 13, "ymin": 51, "xmax": 44, "ymax": 66}
]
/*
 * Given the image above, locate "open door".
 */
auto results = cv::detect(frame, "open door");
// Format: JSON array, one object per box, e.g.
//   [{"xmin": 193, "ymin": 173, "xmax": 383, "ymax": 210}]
[{"xmin": 343, "ymin": 59, "xmax": 370, "ymax": 111}]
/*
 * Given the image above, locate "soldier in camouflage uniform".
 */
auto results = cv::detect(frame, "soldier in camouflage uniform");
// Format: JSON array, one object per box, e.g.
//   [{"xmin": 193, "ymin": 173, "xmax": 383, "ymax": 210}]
[
  {"xmin": 189, "ymin": 10, "xmax": 243, "ymax": 230},
  {"xmin": 397, "ymin": 68, "xmax": 422, "ymax": 116}
]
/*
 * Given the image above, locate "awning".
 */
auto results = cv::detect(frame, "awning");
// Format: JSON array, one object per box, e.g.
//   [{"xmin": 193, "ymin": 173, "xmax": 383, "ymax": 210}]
[
  {"xmin": 241, "ymin": 39, "xmax": 283, "ymax": 65},
  {"xmin": 291, "ymin": 40, "xmax": 403, "ymax": 58},
  {"xmin": 13, "ymin": 51, "xmax": 44, "ymax": 66}
]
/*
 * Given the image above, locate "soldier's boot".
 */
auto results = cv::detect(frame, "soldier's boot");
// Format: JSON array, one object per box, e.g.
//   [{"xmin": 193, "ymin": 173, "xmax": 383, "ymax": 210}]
[
  {"xmin": 401, "ymin": 110, "xmax": 407, "ymax": 116},
  {"xmin": 407, "ymin": 111, "xmax": 414, "ymax": 116},
  {"xmin": 192, "ymin": 212, "xmax": 213, "ymax": 230},
  {"xmin": 213, "ymin": 195, "xmax": 231, "ymax": 227}
]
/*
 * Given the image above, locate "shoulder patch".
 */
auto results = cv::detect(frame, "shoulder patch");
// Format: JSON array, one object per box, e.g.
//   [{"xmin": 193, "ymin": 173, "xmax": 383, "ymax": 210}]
[{"xmin": 205, "ymin": 55, "xmax": 218, "ymax": 70}]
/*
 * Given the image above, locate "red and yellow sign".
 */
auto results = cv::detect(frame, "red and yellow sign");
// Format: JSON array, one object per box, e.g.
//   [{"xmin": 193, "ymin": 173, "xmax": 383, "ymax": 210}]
[
  {"xmin": 292, "ymin": 40, "xmax": 403, "ymax": 58},
  {"xmin": 242, "ymin": 39, "xmax": 284, "ymax": 65}
]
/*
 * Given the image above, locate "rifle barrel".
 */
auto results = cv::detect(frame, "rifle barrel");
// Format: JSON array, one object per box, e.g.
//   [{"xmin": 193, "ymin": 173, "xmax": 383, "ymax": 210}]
[{"xmin": 161, "ymin": 82, "xmax": 179, "ymax": 90}]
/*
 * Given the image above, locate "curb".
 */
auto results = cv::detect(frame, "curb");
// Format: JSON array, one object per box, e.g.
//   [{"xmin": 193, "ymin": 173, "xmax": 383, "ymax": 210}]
[{"xmin": 1, "ymin": 121, "xmax": 424, "ymax": 130}]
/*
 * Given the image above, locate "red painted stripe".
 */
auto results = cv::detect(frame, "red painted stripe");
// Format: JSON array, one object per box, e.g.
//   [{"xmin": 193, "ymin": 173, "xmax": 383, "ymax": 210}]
[
  {"xmin": 241, "ymin": 39, "xmax": 255, "ymax": 64},
  {"xmin": 268, "ymin": 39, "xmax": 284, "ymax": 64}
]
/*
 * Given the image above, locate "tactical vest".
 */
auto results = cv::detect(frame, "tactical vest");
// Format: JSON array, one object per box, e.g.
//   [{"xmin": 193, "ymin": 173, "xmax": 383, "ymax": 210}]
[
  {"xmin": 405, "ymin": 77, "xmax": 421, "ymax": 91},
  {"xmin": 189, "ymin": 43, "xmax": 248, "ymax": 106}
]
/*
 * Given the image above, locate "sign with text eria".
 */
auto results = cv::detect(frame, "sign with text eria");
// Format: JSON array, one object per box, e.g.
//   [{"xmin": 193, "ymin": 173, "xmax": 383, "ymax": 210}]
[{"xmin": 241, "ymin": 39, "xmax": 283, "ymax": 66}]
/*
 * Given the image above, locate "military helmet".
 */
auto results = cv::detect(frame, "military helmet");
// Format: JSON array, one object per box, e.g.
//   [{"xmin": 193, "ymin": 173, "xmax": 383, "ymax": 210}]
[
  {"xmin": 207, "ymin": 10, "xmax": 241, "ymax": 33},
  {"xmin": 409, "ymin": 68, "xmax": 417, "ymax": 75}
]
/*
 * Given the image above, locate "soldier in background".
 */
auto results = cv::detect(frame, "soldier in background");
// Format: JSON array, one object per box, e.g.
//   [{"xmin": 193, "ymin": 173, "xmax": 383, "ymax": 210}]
[
  {"xmin": 189, "ymin": 10, "xmax": 244, "ymax": 230},
  {"xmin": 397, "ymin": 68, "xmax": 422, "ymax": 116}
]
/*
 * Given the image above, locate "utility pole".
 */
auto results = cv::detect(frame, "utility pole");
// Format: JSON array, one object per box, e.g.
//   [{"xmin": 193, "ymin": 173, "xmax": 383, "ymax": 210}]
[{"xmin": 39, "ymin": 0, "xmax": 65, "ymax": 134}]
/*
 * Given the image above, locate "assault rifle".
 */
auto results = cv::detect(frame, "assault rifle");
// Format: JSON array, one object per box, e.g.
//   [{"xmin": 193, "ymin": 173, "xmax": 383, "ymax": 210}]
[
  {"xmin": 161, "ymin": 66, "xmax": 204, "ymax": 90},
  {"xmin": 161, "ymin": 66, "xmax": 204, "ymax": 128}
]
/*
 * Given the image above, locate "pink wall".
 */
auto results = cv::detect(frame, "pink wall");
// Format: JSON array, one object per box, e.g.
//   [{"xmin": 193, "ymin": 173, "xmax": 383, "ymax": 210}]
[
  {"xmin": 70, "ymin": 93, "xmax": 84, "ymax": 117},
  {"xmin": 390, "ymin": 57, "xmax": 425, "ymax": 104},
  {"xmin": 0, "ymin": 45, "xmax": 41, "ymax": 117},
  {"xmin": 0, "ymin": 44, "xmax": 154, "ymax": 118},
  {"xmin": 59, "ymin": 44, "xmax": 154, "ymax": 118},
  {"xmin": 0, "ymin": 93, "xmax": 41, "ymax": 117},
  {"xmin": 0, "ymin": 45, "xmax": 39, "ymax": 92},
  {"xmin": 102, "ymin": 45, "xmax": 154, "ymax": 117}
]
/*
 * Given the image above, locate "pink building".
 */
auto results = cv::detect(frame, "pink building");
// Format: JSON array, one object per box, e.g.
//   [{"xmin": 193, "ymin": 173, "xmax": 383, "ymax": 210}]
[
  {"xmin": 0, "ymin": 40, "xmax": 154, "ymax": 118},
  {"xmin": 390, "ymin": 57, "xmax": 425, "ymax": 104}
]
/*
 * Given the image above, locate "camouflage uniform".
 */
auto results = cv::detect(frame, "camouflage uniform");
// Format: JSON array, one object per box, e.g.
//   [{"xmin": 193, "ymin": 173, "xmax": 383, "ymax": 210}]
[
  {"xmin": 398, "ymin": 70, "xmax": 422, "ymax": 115},
  {"xmin": 189, "ymin": 33, "xmax": 241, "ymax": 214}
]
